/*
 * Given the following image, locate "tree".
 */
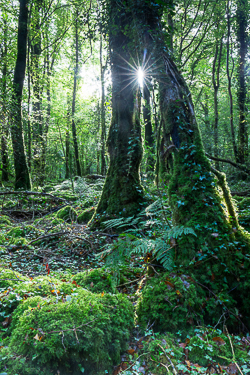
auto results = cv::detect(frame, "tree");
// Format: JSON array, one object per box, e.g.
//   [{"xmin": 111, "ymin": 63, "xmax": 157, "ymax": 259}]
[
  {"xmin": 132, "ymin": 0, "xmax": 250, "ymax": 288},
  {"xmin": 11, "ymin": 0, "xmax": 31, "ymax": 190},
  {"xmin": 236, "ymin": 0, "xmax": 249, "ymax": 164},
  {"xmin": 92, "ymin": 0, "xmax": 144, "ymax": 224},
  {"xmin": 71, "ymin": 9, "xmax": 82, "ymax": 177}
]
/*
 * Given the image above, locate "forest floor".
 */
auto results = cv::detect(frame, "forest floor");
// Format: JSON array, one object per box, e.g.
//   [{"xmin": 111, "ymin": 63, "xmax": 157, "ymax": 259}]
[{"xmin": 0, "ymin": 176, "xmax": 250, "ymax": 374}]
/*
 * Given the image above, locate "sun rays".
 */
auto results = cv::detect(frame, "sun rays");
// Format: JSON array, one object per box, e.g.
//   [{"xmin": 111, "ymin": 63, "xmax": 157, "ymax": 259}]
[{"xmin": 114, "ymin": 48, "xmax": 161, "ymax": 95}]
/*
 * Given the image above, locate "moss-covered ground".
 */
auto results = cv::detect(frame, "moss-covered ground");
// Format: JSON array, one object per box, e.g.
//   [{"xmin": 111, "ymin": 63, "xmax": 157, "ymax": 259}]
[{"xmin": 0, "ymin": 177, "xmax": 250, "ymax": 374}]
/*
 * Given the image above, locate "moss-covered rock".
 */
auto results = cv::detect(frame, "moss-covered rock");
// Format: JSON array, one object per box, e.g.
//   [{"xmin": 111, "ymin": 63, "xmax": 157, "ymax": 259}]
[
  {"xmin": 0, "ymin": 274, "xmax": 80, "ymax": 324},
  {"xmin": 77, "ymin": 207, "xmax": 95, "ymax": 223},
  {"xmin": 56, "ymin": 205, "xmax": 77, "ymax": 221},
  {"xmin": 1, "ymin": 289, "xmax": 134, "ymax": 375},
  {"xmin": 136, "ymin": 272, "xmax": 237, "ymax": 333},
  {"xmin": 72, "ymin": 268, "xmax": 116, "ymax": 294}
]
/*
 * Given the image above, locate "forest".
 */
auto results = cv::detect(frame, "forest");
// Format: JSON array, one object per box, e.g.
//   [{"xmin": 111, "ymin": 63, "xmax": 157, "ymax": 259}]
[{"xmin": 1, "ymin": 0, "xmax": 250, "ymax": 373}]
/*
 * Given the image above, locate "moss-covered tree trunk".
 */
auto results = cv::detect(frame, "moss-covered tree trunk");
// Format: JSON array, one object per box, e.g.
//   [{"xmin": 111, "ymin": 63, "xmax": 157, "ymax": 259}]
[
  {"xmin": 92, "ymin": 0, "xmax": 143, "ymax": 224},
  {"xmin": 11, "ymin": 0, "xmax": 31, "ymax": 190},
  {"xmin": 136, "ymin": 1, "xmax": 250, "ymax": 264}
]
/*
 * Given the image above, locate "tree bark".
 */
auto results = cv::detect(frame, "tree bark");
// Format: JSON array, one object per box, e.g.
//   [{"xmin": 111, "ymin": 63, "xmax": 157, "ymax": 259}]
[
  {"xmin": 71, "ymin": 12, "xmax": 81, "ymax": 177},
  {"xmin": 100, "ymin": 31, "xmax": 107, "ymax": 176},
  {"xmin": 11, "ymin": 0, "xmax": 31, "ymax": 190},
  {"xmin": 236, "ymin": 0, "xmax": 248, "ymax": 164}
]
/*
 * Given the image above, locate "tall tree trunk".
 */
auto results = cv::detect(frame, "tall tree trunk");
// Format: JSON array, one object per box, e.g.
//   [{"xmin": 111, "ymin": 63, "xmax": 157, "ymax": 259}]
[
  {"xmin": 27, "ymin": 37, "xmax": 32, "ymax": 169},
  {"xmin": 226, "ymin": 0, "xmax": 238, "ymax": 162},
  {"xmin": 143, "ymin": 84, "xmax": 154, "ymax": 172},
  {"xmin": 71, "ymin": 13, "xmax": 81, "ymax": 177},
  {"xmin": 236, "ymin": 0, "xmax": 248, "ymax": 164},
  {"xmin": 41, "ymin": 46, "xmax": 51, "ymax": 178},
  {"xmin": 11, "ymin": 0, "xmax": 31, "ymax": 190},
  {"xmin": 31, "ymin": 0, "xmax": 43, "ymax": 183},
  {"xmin": 65, "ymin": 95, "xmax": 71, "ymax": 180},
  {"xmin": 212, "ymin": 37, "xmax": 223, "ymax": 170},
  {"xmin": 92, "ymin": 0, "xmax": 144, "ymax": 224},
  {"xmin": 100, "ymin": 32, "xmax": 107, "ymax": 176},
  {"xmin": 1, "ymin": 18, "xmax": 9, "ymax": 182}
]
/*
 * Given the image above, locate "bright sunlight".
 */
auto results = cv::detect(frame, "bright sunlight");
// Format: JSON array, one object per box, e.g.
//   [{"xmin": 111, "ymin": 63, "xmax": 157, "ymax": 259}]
[{"xmin": 137, "ymin": 66, "xmax": 144, "ymax": 87}]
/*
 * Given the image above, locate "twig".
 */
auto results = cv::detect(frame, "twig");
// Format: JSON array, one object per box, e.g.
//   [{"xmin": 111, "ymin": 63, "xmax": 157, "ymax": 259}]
[
  {"xmin": 157, "ymin": 344, "xmax": 177, "ymax": 375},
  {"xmin": 225, "ymin": 326, "xmax": 244, "ymax": 375}
]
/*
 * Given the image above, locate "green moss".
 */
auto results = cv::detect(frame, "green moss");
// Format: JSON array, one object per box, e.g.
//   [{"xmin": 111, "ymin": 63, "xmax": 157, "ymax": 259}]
[
  {"xmin": 1, "ymin": 275, "xmax": 77, "ymax": 327},
  {"xmin": 0, "ymin": 215, "xmax": 11, "ymax": 225},
  {"xmin": 0, "ymin": 268, "xmax": 29, "ymax": 289},
  {"xmin": 0, "ymin": 223, "xmax": 11, "ymax": 230},
  {"xmin": 77, "ymin": 207, "xmax": 96, "ymax": 223},
  {"xmin": 8, "ymin": 237, "xmax": 28, "ymax": 246},
  {"xmin": 7, "ymin": 225, "xmax": 43, "ymax": 239},
  {"xmin": 0, "ymin": 233, "xmax": 6, "ymax": 243},
  {"xmin": 51, "ymin": 217, "xmax": 65, "ymax": 225},
  {"xmin": 56, "ymin": 205, "xmax": 77, "ymax": 221},
  {"xmin": 2, "ymin": 290, "xmax": 133, "ymax": 375},
  {"xmin": 72, "ymin": 268, "xmax": 116, "ymax": 293}
]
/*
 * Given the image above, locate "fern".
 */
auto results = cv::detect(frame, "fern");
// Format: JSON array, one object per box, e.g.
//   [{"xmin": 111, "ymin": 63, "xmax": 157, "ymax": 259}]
[{"xmin": 166, "ymin": 225, "xmax": 197, "ymax": 239}]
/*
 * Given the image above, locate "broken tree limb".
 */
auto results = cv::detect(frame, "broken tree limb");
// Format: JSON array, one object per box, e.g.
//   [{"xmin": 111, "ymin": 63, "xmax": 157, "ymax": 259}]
[{"xmin": 206, "ymin": 153, "xmax": 249, "ymax": 175}]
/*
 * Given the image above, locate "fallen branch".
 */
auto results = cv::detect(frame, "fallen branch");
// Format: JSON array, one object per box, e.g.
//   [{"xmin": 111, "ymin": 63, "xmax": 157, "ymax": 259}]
[
  {"xmin": 0, "ymin": 190, "xmax": 69, "ymax": 203},
  {"xmin": 28, "ymin": 231, "xmax": 70, "ymax": 245}
]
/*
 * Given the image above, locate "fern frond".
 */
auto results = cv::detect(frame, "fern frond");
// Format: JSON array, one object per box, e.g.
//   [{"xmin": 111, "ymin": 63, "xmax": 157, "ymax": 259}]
[{"xmin": 165, "ymin": 225, "xmax": 197, "ymax": 239}]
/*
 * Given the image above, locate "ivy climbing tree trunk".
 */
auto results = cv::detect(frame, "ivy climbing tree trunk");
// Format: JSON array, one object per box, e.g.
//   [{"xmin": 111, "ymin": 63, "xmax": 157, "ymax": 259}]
[
  {"xmin": 91, "ymin": 0, "xmax": 144, "ymax": 225},
  {"xmin": 11, "ymin": 0, "xmax": 31, "ymax": 190}
]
